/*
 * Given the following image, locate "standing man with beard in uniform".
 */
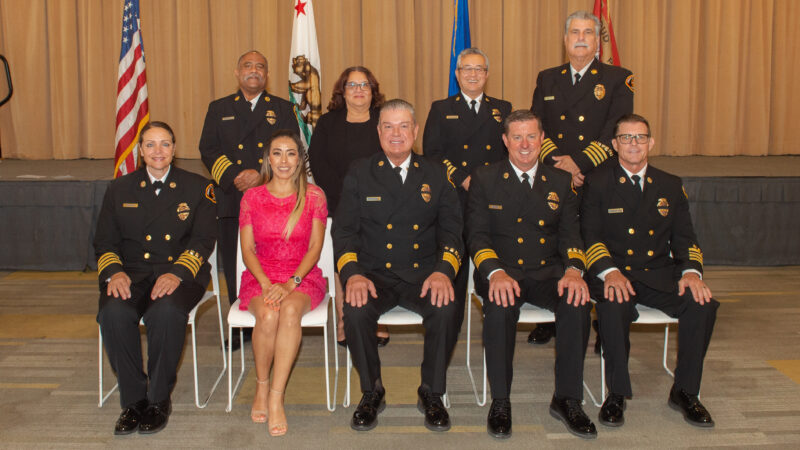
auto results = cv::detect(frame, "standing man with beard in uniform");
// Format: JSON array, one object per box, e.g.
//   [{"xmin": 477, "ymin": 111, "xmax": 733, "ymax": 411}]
[
  {"xmin": 200, "ymin": 51, "xmax": 300, "ymax": 350},
  {"xmin": 528, "ymin": 11, "xmax": 634, "ymax": 346}
]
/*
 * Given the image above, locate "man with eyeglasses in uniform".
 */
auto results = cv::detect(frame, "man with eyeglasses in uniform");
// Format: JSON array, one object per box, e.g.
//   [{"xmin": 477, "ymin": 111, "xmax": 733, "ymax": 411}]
[
  {"xmin": 528, "ymin": 10, "xmax": 634, "ymax": 346},
  {"xmin": 581, "ymin": 114, "xmax": 718, "ymax": 429},
  {"xmin": 423, "ymin": 47, "xmax": 511, "ymax": 334}
]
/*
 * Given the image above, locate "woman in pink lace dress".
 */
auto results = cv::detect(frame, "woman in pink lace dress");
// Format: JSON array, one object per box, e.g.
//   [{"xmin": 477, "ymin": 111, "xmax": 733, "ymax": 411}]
[{"xmin": 238, "ymin": 130, "xmax": 327, "ymax": 436}]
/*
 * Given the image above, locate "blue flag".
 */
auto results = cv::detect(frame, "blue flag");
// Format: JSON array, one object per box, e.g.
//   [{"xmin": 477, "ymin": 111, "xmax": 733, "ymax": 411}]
[{"xmin": 448, "ymin": 0, "xmax": 471, "ymax": 96}]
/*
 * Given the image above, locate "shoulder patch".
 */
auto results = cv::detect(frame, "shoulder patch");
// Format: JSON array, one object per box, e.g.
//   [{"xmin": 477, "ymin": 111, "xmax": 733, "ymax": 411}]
[
  {"xmin": 625, "ymin": 74, "xmax": 635, "ymax": 93},
  {"xmin": 205, "ymin": 183, "xmax": 216, "ymax": 204}
]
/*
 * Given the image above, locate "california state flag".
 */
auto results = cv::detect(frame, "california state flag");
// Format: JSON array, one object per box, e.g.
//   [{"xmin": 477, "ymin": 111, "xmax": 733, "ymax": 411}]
[
  {"xmin": 594, "ymin": 0, "xmax": 621, "ymax": 66},
  {"xmin": 288, "ymin": 0, "xmax": 322, "ymax": 149}
]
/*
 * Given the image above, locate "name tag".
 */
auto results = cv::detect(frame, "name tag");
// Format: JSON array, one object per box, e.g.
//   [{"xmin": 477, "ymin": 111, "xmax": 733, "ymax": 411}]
[
  {"xmin": 488, "ymin": 204, "xmax": 503, "ymax": 210},
  {"xmin": 123, "ymin": 203, "xmax": 138, "ymax": 208},
  {"xmin": 366, "ymin": 196, "xmax": 381, "ymax": 202},
  {"xmin": 446, "ymin": 115, "xmax": 459, "ymax": 119},
  {"xmin": 544, "ymin": 96, "xmax": 555, "ymax": 101},
  {"xmin": 222, "ymin": 116, "xmax": 235, "ymax": 121},
  {"xmin": 608, "ymin": 208, "xmax": 624, "ymax": 214}
]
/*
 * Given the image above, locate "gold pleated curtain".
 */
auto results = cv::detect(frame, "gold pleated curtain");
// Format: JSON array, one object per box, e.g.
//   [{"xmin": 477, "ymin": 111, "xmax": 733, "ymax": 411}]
[{"xmin": 0, "ymin": 0, "xmax": 798, "ymax": 160}]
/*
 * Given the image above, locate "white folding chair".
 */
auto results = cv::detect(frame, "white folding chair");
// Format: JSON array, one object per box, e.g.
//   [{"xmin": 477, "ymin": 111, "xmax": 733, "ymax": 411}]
[
  {"xmin": 98, "ymin": 244, "xmax": 226, "ymax": 409},
  {"xmin": 226, "ymin": 217, "xmax": 338, "ymax": 412},
  {"xmin": 464, "ymin": 260, "xmax": 600, "ymax": 407},
  {"xmin": 343, "ymin": 306, "xmax": 450, "ymax": 408}
]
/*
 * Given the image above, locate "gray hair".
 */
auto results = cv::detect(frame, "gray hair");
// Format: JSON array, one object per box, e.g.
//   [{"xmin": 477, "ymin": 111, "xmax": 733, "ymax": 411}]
[
  {"xmin": 564, "ymin": 11, "xmax": 601, "ymax": 36},
  {"xmin": 380, "ymin": 98, "xmax": 416, "ymax": 124},
  {"xmin": 456, "ymin": 47, "xmax": 489, "ymax": 71},
  {"xmin": 237, "ymin": 50, "xmax": 268, "ymax": 70}
]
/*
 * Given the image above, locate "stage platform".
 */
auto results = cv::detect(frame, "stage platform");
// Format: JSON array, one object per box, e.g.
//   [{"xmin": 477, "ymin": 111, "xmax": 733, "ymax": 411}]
[{"xmin": 1, "ymin": 156, "xmax": 799, "ymax": 270}]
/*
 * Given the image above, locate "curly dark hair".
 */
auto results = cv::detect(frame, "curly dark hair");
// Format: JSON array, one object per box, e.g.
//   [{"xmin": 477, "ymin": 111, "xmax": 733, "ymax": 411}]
[{"xmin": 327, "ymin": 66, "xmax": 385, "ymax": 111}]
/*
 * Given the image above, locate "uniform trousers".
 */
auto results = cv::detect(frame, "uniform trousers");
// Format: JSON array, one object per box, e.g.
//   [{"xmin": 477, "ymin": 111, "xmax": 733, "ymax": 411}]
[
  {"xmin": 477, "ymin": 275, "xmax": 591, "ymax": 400},
  {"xmin": 343, "ymin": 270, "xmax": 460, "ymax": 395},
  {"xmin": 97, "ymin": 275, "xmax": 204, "ymax": 408},
  {"xmin": 591, "ymin": 280, "xmax": 719, "ymax": 397},
  {"xmin": 218, "ymin": 217, "xmax": 239, "ymax": 304}
]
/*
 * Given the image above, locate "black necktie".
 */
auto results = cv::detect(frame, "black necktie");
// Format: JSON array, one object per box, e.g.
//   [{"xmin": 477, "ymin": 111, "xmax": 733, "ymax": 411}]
[
  {"xmin": 521, "ymin": 173, "xmax": 532, "ymax": 189},
  {"xmin": 631, "ymin": 175, "xmax": 642, "ymax": 202},
  {"xmin": 152, "ymin": 180, "xmax": 163, "ymax": 195},
  {"xmin": 470, "ymin": 99, "xmax": 478, "ymax": 116},
  {"xmin": 393, "ymin": 166, "xmax": 403, "ymax": 185},
  {"xmin": 574, "ymin": 73, "xmax": 581, "ymax": 85}
]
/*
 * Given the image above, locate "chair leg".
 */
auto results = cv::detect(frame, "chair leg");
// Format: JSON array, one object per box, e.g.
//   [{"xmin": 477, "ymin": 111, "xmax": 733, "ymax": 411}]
[
  {"xmin": 663, "ymin": 324, "xmax": 675, "ymax": 377},
  {"xmin": 344, "ymin": 350, "xmax": 352, "ymax": 408},
  {"xmin": 98, "ymin": 326, "xmax": 118, "ymax": 407},
  {"xmin": 227, "ymin": 328, "xmax": 247, "ymax": 412},
  {"xmin": 326, "ymin": 298, "xmax": 339, "ymax": 412},
  {"xmin": 191, "ymin": 299, "xmax": 228, "ymax": 409}
]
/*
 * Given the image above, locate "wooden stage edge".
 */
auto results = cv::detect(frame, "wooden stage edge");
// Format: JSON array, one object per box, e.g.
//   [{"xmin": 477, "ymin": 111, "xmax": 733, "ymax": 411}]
[{"xmin": 1, "ymin": 155, "xmax": 800, "ymax": 181}]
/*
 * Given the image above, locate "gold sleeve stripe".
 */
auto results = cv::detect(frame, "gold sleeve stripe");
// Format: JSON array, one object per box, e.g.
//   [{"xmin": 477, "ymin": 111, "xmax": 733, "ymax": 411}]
[
  {"xmin": 688, "ymin": 246, "xmax": 704, "ymax": 266},
  {"xmin": 540, "ymin": 138, "xmax": 557, "ymax": 161},
  {"xmin": 175, "ymin": 250, "xmax": 204, "ymax": 277},
  {"xmin": 211, "ymin": 156, "xmax": 234, "ymax": 184},
  {"xmin": 585, "ymin": 242, "xmax": 611, "ymax": 268},
  {"xmin": 443, "ymin": 252, "xmax": 460, "ymax": 274},
  {"xmin": 337, "ymin": 252, "xmax": 358, "ymax": 273},
  {"xmin": 583, "ymin": 141, "xmax": 612, "ymax": 167},
  {"xmin": 567, "ymin": 248, "xmax": 587, "ymax": 266},
  {"xmin": 97, "ymin": 252, "xmax": 123, "ymax": 273},
  {"xmin": 473, "ymin": 248, "xmax": 499, "ymax": 269}
]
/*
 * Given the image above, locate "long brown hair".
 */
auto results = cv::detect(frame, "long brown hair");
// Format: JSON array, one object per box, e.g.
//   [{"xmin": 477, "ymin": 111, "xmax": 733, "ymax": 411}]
[
  {"xmin": 260, "ymin": 130, "xmax": 308, "ymax": 239},
  {"xmin": 327, "ymin": 66, "xmax": 385, "ymax": 111}
]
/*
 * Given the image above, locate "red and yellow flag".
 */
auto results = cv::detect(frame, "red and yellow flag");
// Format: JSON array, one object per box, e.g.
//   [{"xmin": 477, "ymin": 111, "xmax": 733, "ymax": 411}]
[{"xmin": 594, "ymin": 0, "xmax": 620, "ymax": 66}]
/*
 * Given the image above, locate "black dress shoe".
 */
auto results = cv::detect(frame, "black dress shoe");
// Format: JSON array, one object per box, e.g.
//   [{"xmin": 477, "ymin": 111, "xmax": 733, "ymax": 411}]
[
  {"xmin": 417, "ymin": 387, "xmax": 450, "ymax": 432},
  {"xmin": 337, "ymin": 339, "xmax": 347, "ymax": 348},
  {"xmin": 376, "ymin": 335, "xmax": 390, "ymax": 347},
  {"xmin": 138, "ymin": 399, "xmax": 172, "ymax": 434},
  {"xmin": 114, "ymin": 399, "xmax": 148, "ymax": 435},
  {"xmin": 527, "ymin": 323, "xmax": 555, "ymax": 345},
  {"xmin": 549, "ymin": 395, "xmax": 597, "ymax": 439},
  {"xmin": 668, "ymin": 387, "xmax": 714, "ymax": 428},
  {"xmin": 226, "ymin": 329, "xmax": 253, "ymax": 352},
  {"xmin": 351, "ymin": 389, "xmax": 386, "ymax": 431},
  {"xmin": 486, "ymin": 398, "xmax": 512, "ymax": 439},
  {"xmin": 599, "ymin": 393, "xmax": 626, "ymax": 427}
]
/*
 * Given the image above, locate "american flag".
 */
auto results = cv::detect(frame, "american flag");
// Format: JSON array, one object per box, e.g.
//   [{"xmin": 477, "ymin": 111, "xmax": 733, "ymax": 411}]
[{"xmin": 113, "ymin": 0, "xmax": 149, "ymax": 178}]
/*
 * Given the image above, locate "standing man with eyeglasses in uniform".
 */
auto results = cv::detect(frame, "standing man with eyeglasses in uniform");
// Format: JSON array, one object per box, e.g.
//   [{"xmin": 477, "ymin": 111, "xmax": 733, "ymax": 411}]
[
  {"xmin": 424, "ymin": 47, "xmax": 512, "ymax": 334},
  {"xmin": 528, "ymin": 11, "xmax": 634, "ymax": 346}
]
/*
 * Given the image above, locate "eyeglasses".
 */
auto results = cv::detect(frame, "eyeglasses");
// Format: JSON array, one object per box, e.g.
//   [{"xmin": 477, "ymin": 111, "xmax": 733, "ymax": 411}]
[
  {"xmin": 615, "ymin": 133, "xmax": 650, "ymax": 144},
  {"xmin": 457, "ymin": 66, "xmax": 487, "ymax": 75},
  {"xmin": 345, "ymin": 81, "xmax": 371, "ymax": 90}
]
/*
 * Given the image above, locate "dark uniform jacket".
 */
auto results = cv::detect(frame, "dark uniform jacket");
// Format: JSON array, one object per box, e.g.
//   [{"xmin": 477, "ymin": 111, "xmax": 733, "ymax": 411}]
[
  {"xmin": 423, "ymin": 94, "xmax": 511, "ymax": 188},
  {"xmin": 531, "ymin": 59, "xmax": 633, "ymax": 174},
  {"xmin": 94, "ymin": 167, "xmax": 217, "ymax": 289},
  {"xmin": 332, "ymin": 152, "xmax": 464, "ymax": 286},
  {"xmin": 467, "ymin": 160, "xmax": 586, "ymax": 281},
  {"xmin": 581, "ymin": 160, "xmax": 704, "ymax": 293},
  {"xmin": 199, "ymin": 90, "xmax": 300, "ymax": 218}
]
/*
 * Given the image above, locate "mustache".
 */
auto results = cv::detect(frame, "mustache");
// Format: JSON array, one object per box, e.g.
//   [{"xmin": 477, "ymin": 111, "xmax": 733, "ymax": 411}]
[
  {"xmin": 573, "ymin": 42, "xmax": 589, "ymax": 49},
  {"xmin": 245, "ymin": 73, "xmax": 264, "ymax": 81}
]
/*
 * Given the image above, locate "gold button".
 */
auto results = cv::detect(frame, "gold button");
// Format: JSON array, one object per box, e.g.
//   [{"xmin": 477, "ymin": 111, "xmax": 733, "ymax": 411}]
[
  {"xmin": 258, "ymin": 158, "xmax": 263, "ymax": 164},
  {"xmin": 413, "ymin": 244, "xmax": 419, "ymax": 250},
  {"xmin": 539, "ymin": 220, "xmax": 545, "ymax": 226},
  {"xmin": 578, "ymin": 135, "xmax": 584, "ymax": 141},
  {"xmin": 385, "ymin": 262, "xmax": 392, "ymax": 269},
  {"xmin": 164, "ymin": 234, "xmax": 171, "ymax": 241},
  {"xmin": 413, "ymin": 224, "xmax": 419, "ymax": 230},
  {"xmin": 560, "ymin": 115, "xmax": 565, "ymax": 120},
  {"xmin": 578, "ymin": 115, "xmax": 585, "ymax": 122},
  {"xmin": 540, "ymin": 238, "xmax": 546, "ymax": 244},
  {"xmin": 558, "ymin": 133, "xmax": 563, "ymax": 139},
  {"xmin": 485, "ymin": 162, "xmax": 489, "ymax": 165},
  {"xmin": 517, "ymin": 217, "xmax": 523, "ymax": 223},
  {"xmin": 386, "ymin": 224, "xmax": 393, "ymax": 230},
  {"xmin": 237, "ymin": 160, "xmax": 242, "ymax": 164},
  {"xmin": 144, "ymin": 252, "xmax": 150, "ymax": 259},
  {"xmin": 145, "ymin": 235, "xmax": 152, "ymax": 241},
  {"xmin": 627, "ymin": 249, "xmax": 633, "ymax": 255},
  {"xmin": 413, "ymin": 263, "xmax": 419, "ymax": 268},
  {"xmin": 647, "ymin": 250, "xmax": 654, "ymax": 256},
  {"xmin": 517, "ymin": 259, "xmax": 524, "ymax": 265},
  {"xmin": 517, "ymin": 237, "xmax": 523, "ymax": 244},
  {"xmin": 167, "ymin": 256, "xmax": 173, "ymax": 262},
  {"xmin": 541, "ymin": 260, "xmax": 546, "ymax": 265},
  {"xmin": 628, "ymin": 228, "xmax": 635, "ymax": 235},
  {"xmin": 486, "ymin": 145, "xmax": 491, "ymax": 150},
  {"xmin": 386, "ymin": 243, "xmax": 393, "ymax": 249},
  {"xmin": 238, "ymin": 144, "xmax": 243, "ymax": 149},
  {"xmin": 625, "ymin": 265, "xmax": 632, "ymax": 271},
  {"xmin": 462, "ymin": 161, "xmax": 467, "ymax": 166},
  {"xmin": 463, "ymin": 144, "xmax": 469, "ymax": 149},
  {"xmin": 644, "ymin": 268, "xmax": 649, "ymax": 271},
  {"xmin": 649, "ymin": 229, "xmax": 654, "ymax": 235},
  {"xmin": 258, "ymin": 142, "xmax": 263, "ymax": 148}
]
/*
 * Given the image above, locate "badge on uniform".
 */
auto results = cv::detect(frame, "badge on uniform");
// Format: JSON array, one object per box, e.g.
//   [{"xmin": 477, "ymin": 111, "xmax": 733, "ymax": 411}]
[
  {"xmin": 205, "ymin": 183, "xmax": 216, "ymax": 204},
  {"xmin": 420, "ymin": 184, "xmax": 431, "ymax": 203},
  {"xmin": 265, "ymin": 110, "xmax": 277, "ymax": 125},
  {"xmin": 594, "ymin": 84, "xmax": 606, "ymax": 100},
  {"xmin": 657, "ymin": 198, "xmax": 669, "ymax": 217},
  {"xmin": 177, "ymin": 202, "xmax": 190, "ymax": 221},
  {"xmin": 547, "ymin": 192, "xmax": 560, "ymax": 211},
  {"xmin": 491, "ymin": 108, "xmax": 502, "ymax": 123}
]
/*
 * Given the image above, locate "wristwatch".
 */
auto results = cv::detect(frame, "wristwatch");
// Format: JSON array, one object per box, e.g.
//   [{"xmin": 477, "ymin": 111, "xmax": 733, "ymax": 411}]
[{"xmin": 290, "ymin": 275, "xmax": 302, "ymax": 285}]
